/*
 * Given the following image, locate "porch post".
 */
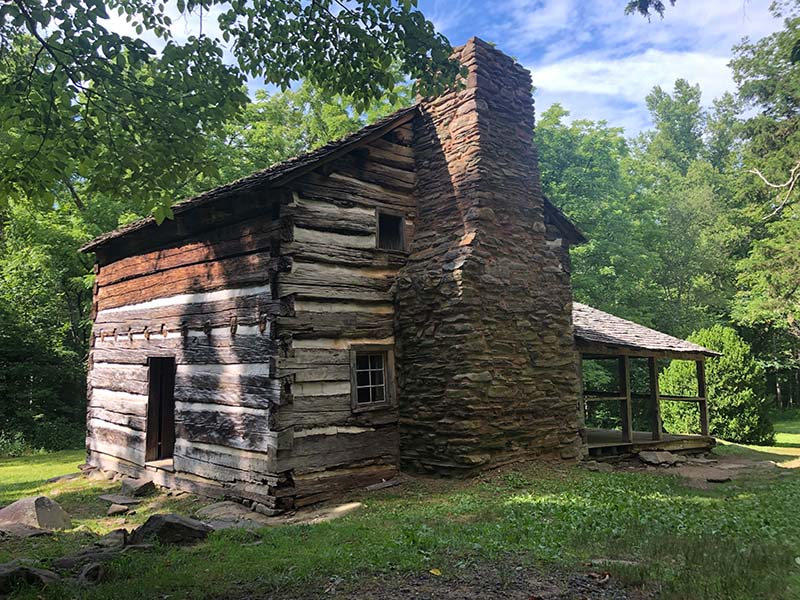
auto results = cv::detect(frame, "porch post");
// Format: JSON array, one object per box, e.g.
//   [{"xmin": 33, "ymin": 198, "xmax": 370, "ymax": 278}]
[
  {"xmin": 577, "ymin": 355, "xmax": 588, "ymax": 447},
  {"xmin": 696, "ymin": 359, "xmax": 710, "ymax": 436},
  {"xmin": 618, "ymin": 356, "xmax": 633, "ymax": 443},
  {"xmin": 648, "ymin": 356, "xmax": 663, "ymax": 441}
]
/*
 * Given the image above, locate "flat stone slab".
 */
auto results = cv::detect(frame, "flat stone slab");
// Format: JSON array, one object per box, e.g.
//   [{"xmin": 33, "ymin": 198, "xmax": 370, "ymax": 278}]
[
  {"xmin": 638, "ymin": 451, "xmax": 681, "ymax": 466},
  {"xmin": 0, "ymin": 496, "xmax": 71, "ymax": 530},
  {"xmin": 107, "ymin": 504, "xmax": 130, "ymax": 516},
  {"xmin": 0, "ymin": 523, "xmax": 52, "ymax": 539},
  {"xmin": 130, "ymin": 514, "xmax": 211, "ymax": 545},
  {"xmin": 196, "ymin": 501, "xmax": 274, "ymax": 530},
  {"xmin": 120, "ymin": 478, "xmax": 155, "ymax": 497},
  {"xmin": 98, "ymin": 494, "xmax": 142, "ymax": 506}
]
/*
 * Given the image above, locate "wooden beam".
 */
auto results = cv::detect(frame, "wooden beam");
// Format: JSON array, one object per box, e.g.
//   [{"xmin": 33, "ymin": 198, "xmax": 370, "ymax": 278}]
[
  {"xmin": 660, "ymin": 395, "xmax": 704, "ymax": 403},
  {"xmin": 619, "ymin": 356, "xmax": 633, "ymax": 443},
  {"xmin": 578, "ymin": 344, "xmax": 711, "ymax": 362},
  {"xmin": 697, "ymin": 359, "xmax": 710, "ymax": 436},
  {"xmin": 648, "ymin": 356, "xmax": 663, "ymax": 441}
]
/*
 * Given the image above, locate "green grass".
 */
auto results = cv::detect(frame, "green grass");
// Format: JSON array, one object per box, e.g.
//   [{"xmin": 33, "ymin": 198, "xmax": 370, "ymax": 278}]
[{"xmin": 4, "ymin": 413, "xmax": 800, "ymax": 600}]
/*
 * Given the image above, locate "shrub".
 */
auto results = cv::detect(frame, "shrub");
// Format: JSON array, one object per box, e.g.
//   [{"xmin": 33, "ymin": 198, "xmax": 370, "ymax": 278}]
[
  {"xmin": 660, "ymin": 325, "xmax": 774, "ymax": 444},
  {"xmin": 0, "ymin": 431, "xmax": 35, "ymax": 457}
]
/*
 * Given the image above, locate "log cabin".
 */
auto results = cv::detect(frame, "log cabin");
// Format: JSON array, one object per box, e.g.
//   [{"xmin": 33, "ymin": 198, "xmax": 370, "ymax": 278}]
[{"xmin": 80, "ymin": 38, "xmax": 718, "ymax": 511}]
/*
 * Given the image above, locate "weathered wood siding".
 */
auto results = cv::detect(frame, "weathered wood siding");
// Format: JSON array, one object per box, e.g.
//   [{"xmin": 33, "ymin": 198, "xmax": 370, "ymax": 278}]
[
  {"xmin": 274, "ymin": 123, "xmax": 415, "ymax": 502},
  {"xmin": 87, "ymin": 211, "xmax": 287, "ymax": 502}
]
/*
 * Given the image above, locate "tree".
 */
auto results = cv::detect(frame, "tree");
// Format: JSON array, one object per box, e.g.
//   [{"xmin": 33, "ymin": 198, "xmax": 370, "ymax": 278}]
[
  {"xmin": 0, "ymin": 78, "xmax": 413, "ymax": 450},
  {"xmin": 0, "ymin": 0, "xmax": 457, "ymax": 218},
  {"xmin": 625, "ymin": 0, "xmax": 676, "ymax": 19},
  {"xmin": 660, "ymin": 326, "xmax": 774, "ymax": 444},
  {"xmin": 193, "ymin": 76, "xmax": 414, "ymax": 193}
]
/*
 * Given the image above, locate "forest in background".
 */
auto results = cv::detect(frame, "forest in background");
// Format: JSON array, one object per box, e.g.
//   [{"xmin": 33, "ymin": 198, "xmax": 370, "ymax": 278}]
[{"xmin": 1, "ymin": 2, "xmax": 799, "ymax": 452}]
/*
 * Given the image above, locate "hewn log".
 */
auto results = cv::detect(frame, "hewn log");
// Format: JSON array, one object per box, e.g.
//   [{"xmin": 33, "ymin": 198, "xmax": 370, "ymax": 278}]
[
  {"xmin": 280, "ymin": 261, "xmax": 396, "ymax": 299},
  {"xmin": 277, "ymin": 426, "xmax": 398, "ymax": 473},
  {"xmin": 174, "ymin": 371, "xmax": 279, "ymax": 409},
  {"xmin": 173, "ymin": 440, "xmax": 277, "ymax": 483},
  {"xmin": 97, "ymin": 252, "xmax": 274, "ymax": 310},
  {"xmin": 175, "ymin": 407, "xmax": 277, "ymax": 453},
  {"xmin": 88, "ymin": 367, "xmax": 150, "ymax": 396},
  {"xmin": 97, "ymin": 220, "xmax": 280, "ymax": 287},
  {"xmin": 290, "ymin": 197, "xmax": 376, "ymax": 235},
  {"xmin": 292, "ymin": 172, "xmax": 415, "ymax": 209},
  {"xmin": 92, "ymin": 335, "xmax": 275, "ymax": 365},
  {"xmin": 87, "ymin": 420, "xmax": 145, "ymax": 464},
  {"xmin": 369, "ymin": 137, "xmax": 414, "ymax": 158},
  {"xmin": 95, "ymin": 292, "xmax": 281, "ymax": 334},
  {"xmin": 87, "ymin": 408, "xmax": 146, "ymax": 431},
  {"xmin": 88, "ymin": 388, "xmax": 148, "ymax": 416},
  {"xmin": 279, "ymin": 312, "xmax": 394, "ymax": 340},
  {"xmin": 282, "ymin": 239, "xmax": 406, "ymax": 268}
]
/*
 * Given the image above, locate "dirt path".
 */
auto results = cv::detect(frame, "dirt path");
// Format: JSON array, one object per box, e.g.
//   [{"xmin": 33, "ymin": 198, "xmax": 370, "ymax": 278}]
[{"xmin": 268, "ymin": 562, "xmax": 651, "ymax": 600}]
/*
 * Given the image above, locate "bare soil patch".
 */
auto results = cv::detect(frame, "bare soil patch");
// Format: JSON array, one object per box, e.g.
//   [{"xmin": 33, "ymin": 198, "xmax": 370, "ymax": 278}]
[{"xmin": 271, "ymin": 561, "xmax": 652, "ymax": 600}]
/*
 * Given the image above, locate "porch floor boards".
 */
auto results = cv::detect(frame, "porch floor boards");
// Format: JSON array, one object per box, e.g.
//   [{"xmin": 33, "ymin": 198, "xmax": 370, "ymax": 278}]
[{"xmin": 586, "ymin": 428, "xmax": 715, "ymax": 456}]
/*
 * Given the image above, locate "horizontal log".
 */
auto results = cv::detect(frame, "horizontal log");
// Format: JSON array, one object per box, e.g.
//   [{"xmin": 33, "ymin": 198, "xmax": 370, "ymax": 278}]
[
  {"xmin": 88, "ymin": 388, "xmax": 148, "ymax": 416},
  {"xmin": 97, "ymin": 252, "xmax": 274, "ymax": 311},
  {"xmin": 279, "ymin": 261, "xmax": 396, "ymax": 303},
  {"xmin": 87, "ymin": 449, "xmax": 144, "ymax": 479},
  {"xmin": 92, "ymin": 335, "xmax": 276, "ymax": 365},
  {"xmin": 89, "ymin": 366, "xmax": 150, "ymax": 395},
  {"xmin": 277, "ymin": 426, "xmax": 399, "ymax": 473},
  {"xmin": 369, "ymin": 136, "xmax": 414, "ymax": 158},
  {"xmin": 291, "ymin": 172, "xmax": 415, "ymax": 210},
  {"xmin": 292, "ymin": 226, "xmax": 375, "ymax": 250},
  {"xmin": 97, "ymin": 219, "xmax": 281, "ymax": 287},
  {"xmin": 278, "ymin": 348, "xmax": 351, "ymax": 369},
  {"xmin": 87, "ymin": 407, "xmax": 146, "ymax": 431},
  {"xmin": 279, "ymin": 311, "xmax": 394, "ymax": 340},
  {"xmin": 292, "ymin": 464, "xmax": 398, "ymax": 502},
  {"xmin": 290, "ymin": 197, "xmax": 376, "ymax": 235},
  {"xmin": 175, "ymin": 408, "xmax": 277, "ymax": 453},
  {"xmin": 95, "ymin": 292, "xmax": 282, "ymax": 334},
  {"xmin": 282, "ymin": 239, "xmax": 407, "ymax": 268},
  {"xmin": 387, "ymin": 123, "xmax": 413, "ymax": 145},
  {"xmin": 173, "ymin": 440, "xmax": 277, "ymax": 483},
  {"xmin": 276, "ymin": 395, "xmax": 397, "ymax": 429},
  {"xmin": 364, "ymin": 144, "xmax": 415, "ymax": 170},
  {"xmin": 334, "ymin": 155, "xmax": 415, "ymax": 193},
  {"xmin": 174, "ymin": 371, "xmax": 279, "ymax": 409},
  {"xmin": 87, "ymin": 419, "xmax": 145, "ymax": 465}
]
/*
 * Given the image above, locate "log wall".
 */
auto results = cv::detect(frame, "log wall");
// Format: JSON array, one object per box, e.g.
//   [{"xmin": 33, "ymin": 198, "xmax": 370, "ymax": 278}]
[
  {"xmin": 274, "ymin": 123, "xmax": 415, "ymax": 503},
  {"xmin": 86, "ymin": 122, "xmax": 414, "ymax": 508},
  {"xmin": 86, "ymin": 207, "xmax": 290, "ymax": 506}
]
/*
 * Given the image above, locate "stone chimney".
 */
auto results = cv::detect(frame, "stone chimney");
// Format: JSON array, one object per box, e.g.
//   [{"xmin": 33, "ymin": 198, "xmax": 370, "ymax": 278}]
[{"xmin": 396, "ymin": 38, "xmax": 582, "ymax": 473}]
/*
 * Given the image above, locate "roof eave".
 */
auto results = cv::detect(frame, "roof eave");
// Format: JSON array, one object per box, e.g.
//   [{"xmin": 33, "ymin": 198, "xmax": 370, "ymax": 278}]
[{"xmin": 80, "ymin": 105, "xmax": 420, "ymax": 254}]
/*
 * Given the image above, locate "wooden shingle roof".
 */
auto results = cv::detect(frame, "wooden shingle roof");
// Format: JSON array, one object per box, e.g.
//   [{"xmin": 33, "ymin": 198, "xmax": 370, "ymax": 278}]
[{"xmin": 573, "ymin": 302, "xmax": 719, "ymax": 359}]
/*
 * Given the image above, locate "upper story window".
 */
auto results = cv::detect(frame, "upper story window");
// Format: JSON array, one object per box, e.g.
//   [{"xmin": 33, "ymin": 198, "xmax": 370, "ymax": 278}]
[
  {"xmin": 350, "ymin": 345, "xmax": 396, "ymax": 411},
  {"xmin": 377, "ymin": 210, "xmax": 404, "ymax": 251}
]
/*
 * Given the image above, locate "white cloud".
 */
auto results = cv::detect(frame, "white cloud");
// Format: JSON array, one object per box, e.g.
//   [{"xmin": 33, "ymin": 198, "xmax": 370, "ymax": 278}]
[
  {"xmin": 512, "ymin": 0, "xmax": 783, "ymax": 134},
  {"xmin": 530, "ymin": 48, "xmax": 730, "ymax": 106}
]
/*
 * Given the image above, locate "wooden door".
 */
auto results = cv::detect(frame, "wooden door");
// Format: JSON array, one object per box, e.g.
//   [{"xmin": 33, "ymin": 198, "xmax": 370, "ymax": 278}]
[{"xmin": 146, "ymin": 357, "xmax": 176, "ymax": 462}]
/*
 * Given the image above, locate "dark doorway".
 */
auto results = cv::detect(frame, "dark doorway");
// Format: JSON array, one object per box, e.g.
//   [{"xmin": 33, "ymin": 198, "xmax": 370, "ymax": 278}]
[{"xmin": 146, "ymin": 357, "xmax": 176, "ymax": 462}]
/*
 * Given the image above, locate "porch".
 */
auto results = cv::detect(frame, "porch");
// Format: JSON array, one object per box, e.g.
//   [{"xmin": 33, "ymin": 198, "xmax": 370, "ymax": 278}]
[{"xmin": 572, "ymin": 303, "xmax": 720, "ymax": 456}]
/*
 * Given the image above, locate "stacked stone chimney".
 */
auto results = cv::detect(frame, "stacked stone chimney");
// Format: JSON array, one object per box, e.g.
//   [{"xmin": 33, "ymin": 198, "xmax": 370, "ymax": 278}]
[{"xmin": 396, "ymin": 38, "xmax": 582, "ymax": 473}]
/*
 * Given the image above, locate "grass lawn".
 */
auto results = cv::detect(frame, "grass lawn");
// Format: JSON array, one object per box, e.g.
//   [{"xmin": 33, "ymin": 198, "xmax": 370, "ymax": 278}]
[{"xmin": 2, "ymin": 417, "xmax": 800, "ymax": 600}]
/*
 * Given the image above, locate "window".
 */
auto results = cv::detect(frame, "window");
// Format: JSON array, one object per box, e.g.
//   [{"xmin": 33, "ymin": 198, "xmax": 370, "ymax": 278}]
[
  {"xmin": 377, "ymin": 211, "xmax": 404, "ymax": 251},
  {"xmin": 350, "ymin": 346, "xmax": 396, "ymax": 411}
]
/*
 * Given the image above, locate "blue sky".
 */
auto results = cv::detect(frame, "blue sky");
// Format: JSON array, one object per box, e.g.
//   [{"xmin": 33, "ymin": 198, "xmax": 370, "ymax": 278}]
[
  {"xmin": 420, "ymin": 0, "xmax": 782, "ymax": 134},
  {"xmin": 106, "ymin": 1, "xmax": 784, "ymax": 136}
]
